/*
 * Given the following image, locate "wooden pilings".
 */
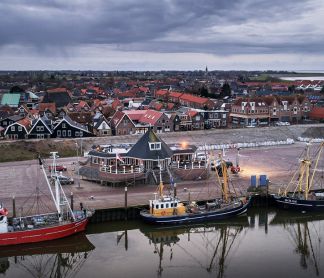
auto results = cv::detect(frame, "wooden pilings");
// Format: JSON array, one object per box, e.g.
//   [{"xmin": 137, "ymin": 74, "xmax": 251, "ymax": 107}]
[
  {"xmin": 12, "ymin": 196, "xmax": 16, "ymax": 218},
  {"xmin": 124, "ymin": 187, "xmax": 128, "ymax": 221}
]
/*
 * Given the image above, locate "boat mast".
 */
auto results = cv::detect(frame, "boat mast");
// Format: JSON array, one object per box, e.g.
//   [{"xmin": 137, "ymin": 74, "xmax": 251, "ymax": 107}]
[
  {"xmin": 219, "ymin": 153, "xmax": 229, "ymax": 203},
  {"xmin": 308, "ymin": 142, "xmax": 324, "ymax": 193},
  {"xmin": 39, "ymin": 154, "xmax": 61, "ymax": 215},
  {"xmin": 158, "ymin": 159, "xmax": 164, "ymax": 198},
  {"xmin": 304, "ymin": 144, "xmax": 312, "ymax": 200}
]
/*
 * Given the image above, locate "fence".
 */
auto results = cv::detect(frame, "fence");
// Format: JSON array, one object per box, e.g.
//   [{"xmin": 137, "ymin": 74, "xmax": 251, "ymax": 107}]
[{"xmin": 197, "ymin": 138, "xmax": 295, "ymax": 151}]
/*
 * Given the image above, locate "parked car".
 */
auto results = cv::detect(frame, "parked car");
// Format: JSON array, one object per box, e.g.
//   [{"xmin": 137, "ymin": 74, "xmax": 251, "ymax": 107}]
[
  {"xmin": 48, "ymin": 165, "xmax": 67, "ymax": 172},
  {"xmin": 51, "ymin": 175, "xmax": 74, "ymax": 185},
  {"xmin": 210, "ymin": 160, "xmax": 233, "ymax": 172},
  {"xmin": 275, "ymin": 121, "xmax": 290, "ymax": 126}
]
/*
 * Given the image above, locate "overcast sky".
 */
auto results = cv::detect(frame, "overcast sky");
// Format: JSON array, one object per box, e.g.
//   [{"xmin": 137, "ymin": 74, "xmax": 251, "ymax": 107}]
[{"xmin": 1, "ymin": 0, "xmax": 324, "ymax": 71}]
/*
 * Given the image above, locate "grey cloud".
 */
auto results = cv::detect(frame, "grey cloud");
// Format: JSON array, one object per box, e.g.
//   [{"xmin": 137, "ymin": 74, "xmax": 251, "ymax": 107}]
[{"xmin": 0, "ymin": 0, "xmax": 322, "ymax": 56}]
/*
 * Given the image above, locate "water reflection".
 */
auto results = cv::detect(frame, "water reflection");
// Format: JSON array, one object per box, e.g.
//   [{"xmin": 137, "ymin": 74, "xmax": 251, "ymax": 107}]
[
  {"xmin": 270, "ymin": 211, "xmax": 323, "ymax": 276},
  {"xmin": 141, "ymin": 217, "xmax": 249, "ymax": 278},
  {"xmin": 0, "ymin": 233, "xmax": 94, "ymax": 277},
  {"xmin": 1, "ymin": 209, "xmax": 324, "ymax": 278}
]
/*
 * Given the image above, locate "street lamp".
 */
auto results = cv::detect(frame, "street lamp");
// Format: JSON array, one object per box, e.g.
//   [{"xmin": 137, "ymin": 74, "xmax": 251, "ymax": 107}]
[{"xmin": 75, "ymin": 142, "xmax": 80, "ymax": 188}]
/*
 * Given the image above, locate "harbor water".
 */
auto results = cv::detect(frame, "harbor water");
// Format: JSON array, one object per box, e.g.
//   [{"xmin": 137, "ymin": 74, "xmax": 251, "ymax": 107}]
[{"xmin": 1, "ymin": 208, "xmax": 324, "ymax": 278}]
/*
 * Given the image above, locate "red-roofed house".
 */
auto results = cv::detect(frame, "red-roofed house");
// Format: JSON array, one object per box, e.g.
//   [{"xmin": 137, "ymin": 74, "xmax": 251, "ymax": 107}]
[
  {"xmin": 110, "ymin": 111, "xmax": 135, "ymax": 136},
  {"xmin": 110, "ymin": 110, "xmax": 173, "ymax": 135},
  {"xmin": 39, "ymin": 103, "xmax": 56, "ymax": 118},
  {"xmin": 167, "ymin": 103, "xmax": 175, "ymax": 110},
  {"xmin": 155, "ymin": 89, "xmax": 169, "ymax": 101},
  {"xmin": 168, "ymin": 91, "xmax": 183, "ymax": 103},
  {"xmin": 179, "ymin": 94, "xmax": 215, "ymax": 110}
]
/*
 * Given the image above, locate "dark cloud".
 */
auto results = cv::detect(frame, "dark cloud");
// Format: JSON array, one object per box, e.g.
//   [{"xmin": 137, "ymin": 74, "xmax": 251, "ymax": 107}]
[{"xmin": 0, "ymin": 0, "xmax": 322, "ymax": 57}]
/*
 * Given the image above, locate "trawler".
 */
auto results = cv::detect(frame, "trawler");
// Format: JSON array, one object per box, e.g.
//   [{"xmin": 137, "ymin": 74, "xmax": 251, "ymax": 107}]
[
  {"xmin": 273, "ymin": 142, "xmax": 324, "ymax": 211},
  {"xmin": 140, "ymin": 153, "xmax": 250, "ymax": 225},
  {"xmin": 0, "ymin": 152, "xmax": 93, "ymax": 246}
]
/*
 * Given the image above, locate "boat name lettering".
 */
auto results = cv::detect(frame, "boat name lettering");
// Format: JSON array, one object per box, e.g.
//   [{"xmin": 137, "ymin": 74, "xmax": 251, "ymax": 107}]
[{"xmin": 284, "ymin": 199, "xmax": 297, "ymax": 204}]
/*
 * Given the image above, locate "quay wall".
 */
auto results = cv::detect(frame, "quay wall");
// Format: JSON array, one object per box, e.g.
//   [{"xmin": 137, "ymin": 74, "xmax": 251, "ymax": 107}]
[{"xmin": 89, "ymin": 194, "xmax": 275, "ymax": 223}]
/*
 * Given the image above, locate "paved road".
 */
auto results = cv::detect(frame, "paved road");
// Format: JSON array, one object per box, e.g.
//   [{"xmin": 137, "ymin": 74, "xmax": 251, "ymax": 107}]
[{"xmin": 1, "ymin": 141, "xmax": 322, "ymax": 216}]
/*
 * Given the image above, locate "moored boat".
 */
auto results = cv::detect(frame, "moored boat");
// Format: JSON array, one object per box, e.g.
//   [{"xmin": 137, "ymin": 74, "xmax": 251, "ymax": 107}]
[
  {"xmin": 273, "ymin": 142, "xmax": 324, "ymax": 212},
  {"xmin": 0, "ymin": 152, "xmax": 93, "ymax": 246},
  {"xmin": 140, "ymin": 154, "xmax": 250, "ymax": 225}
]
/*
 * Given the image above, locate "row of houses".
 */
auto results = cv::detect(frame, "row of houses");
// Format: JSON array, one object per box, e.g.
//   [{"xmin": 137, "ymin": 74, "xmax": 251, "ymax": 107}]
[
  {"xmin": 109, "ymin": 109, "xmax": 228, "ymax": 135},
  {"xmin": 2, "ymin": 115, "xmax": 94, "ymax": 140},
  {"xmin": 155, "ymin": 90, "xmax": 216, "ymax": 110},
  {"xmin": 230, "ymin": 95, "xmax": 311, "ymax": 126},
  {"xmin": 0, "ymin": 102, "xmax": 229, "ymax": 139}
]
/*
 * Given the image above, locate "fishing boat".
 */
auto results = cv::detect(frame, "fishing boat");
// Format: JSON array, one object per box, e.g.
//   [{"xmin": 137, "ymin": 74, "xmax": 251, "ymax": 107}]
[
  {"xmin": 0, "ymin": 152, "xmax": 93, "ymax": 246},
  {"xmin": 140, "ymin": 153, "xmax": 250, "ymax": 225},
  {"xmin": 273, "ymin": 142, "xmax": 324, "ymax": 212}
]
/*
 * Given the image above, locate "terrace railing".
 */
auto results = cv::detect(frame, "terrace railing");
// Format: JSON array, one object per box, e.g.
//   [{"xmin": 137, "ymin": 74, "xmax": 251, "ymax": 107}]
[{"xmin": 100, "ymin": 165, "xmax": 144, "ymax": 174}]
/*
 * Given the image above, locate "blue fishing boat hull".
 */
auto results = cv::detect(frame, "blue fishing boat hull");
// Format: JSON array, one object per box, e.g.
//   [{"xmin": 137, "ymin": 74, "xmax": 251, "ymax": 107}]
[
  {"xmin": 140, "ymin": 199, "xmax": 251, "ymax": 225},
  {"xmin": 273, "ymin": 196, "xmax": 324, "ymax": 212}
]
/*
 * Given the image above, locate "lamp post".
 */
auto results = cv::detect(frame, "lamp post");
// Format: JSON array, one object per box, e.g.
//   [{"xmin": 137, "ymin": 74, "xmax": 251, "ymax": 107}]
[{"xmin": 75, "ymin": 142, "xmax": 80, "ymax": 188}]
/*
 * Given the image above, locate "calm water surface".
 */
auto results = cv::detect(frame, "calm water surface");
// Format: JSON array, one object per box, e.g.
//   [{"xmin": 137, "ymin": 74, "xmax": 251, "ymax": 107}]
[{"xmin": 1, "ymin": 208, "xmax": 324, "ymax": 278}]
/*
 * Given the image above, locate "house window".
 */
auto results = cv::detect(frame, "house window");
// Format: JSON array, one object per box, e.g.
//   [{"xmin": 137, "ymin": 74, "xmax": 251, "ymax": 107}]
[
  {"xmin": 75, "ymin": 131, "xmax": 79, "ymax": 137},
  {"xmin": 36, "ymin": 126, "xmax": 44, "ymax": 132},
  {"xmin": 68, "ymin": 130, "xmax": 71, "ymax": 137},
  {"xmin": 57, "ymin": 130, "xmax": 61, "ymax": 137},
  {"xmin": 62, "ymin": 123, "xmax": 66, "ymax": 128},
  {"xmin": 11, "ymin": 126, "xmax": 15, "ymax": 131},
  {"xmin": 18, "ymin": 126, "xmax": 22, "ymax": 131},
  {"xmin": 62, "ymin": 130, "xmax": 66, "ymax": 137},
  {"xmin": 80, "ymin": 131, "xmax": 83, "ymax": 137},
  {"xmin": 149, "ymin": 142, "xmax": 161, "ymax": 150}
]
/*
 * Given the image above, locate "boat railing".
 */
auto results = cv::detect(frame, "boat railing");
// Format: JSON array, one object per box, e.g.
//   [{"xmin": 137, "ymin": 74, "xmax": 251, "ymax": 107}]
[
  {"xmin": 9, "ymin": 210, "xmax": 86, "ymax": 232},
  {"xmin": 171, "ymin": 160, "xmax": 208, "ymax": 170},
  {"xmin": 100, "ymin": 165, "xmax": 145, "ymax": 174}
]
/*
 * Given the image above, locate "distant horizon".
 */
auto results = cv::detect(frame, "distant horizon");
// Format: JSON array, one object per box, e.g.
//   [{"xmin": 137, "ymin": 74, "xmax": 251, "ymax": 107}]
[{"xmin": 1, "ymin": 69, "xmax": 324, "ymax": 73}]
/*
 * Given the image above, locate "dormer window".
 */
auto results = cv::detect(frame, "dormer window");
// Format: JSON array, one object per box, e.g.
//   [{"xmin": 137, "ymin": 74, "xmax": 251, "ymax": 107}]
[{"xmin": 149, "ymin": 142, "xmax": 161, "ymax": 150}]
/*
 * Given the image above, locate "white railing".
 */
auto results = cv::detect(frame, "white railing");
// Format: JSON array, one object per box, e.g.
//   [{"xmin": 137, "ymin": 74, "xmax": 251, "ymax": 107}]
[
  {"xmin": 100, "ymin": 165, "xmax": 144, "ymax": 174},
  {"xmin": 171, "ymin": 161, "xmax": 208, "ymax": 170},
  {"xmin": 197, "ymin": 138, "xmax": 295, "ymax": 151},
  {"xmin": 298, "ymin": 137, "xmax": 324, "ymax": 143}
]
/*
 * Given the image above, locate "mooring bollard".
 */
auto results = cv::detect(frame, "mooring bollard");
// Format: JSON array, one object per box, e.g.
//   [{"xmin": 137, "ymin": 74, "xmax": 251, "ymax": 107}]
[{"xmin": 124, "ymin": 187, "xmax": 128, "ymax": 221}]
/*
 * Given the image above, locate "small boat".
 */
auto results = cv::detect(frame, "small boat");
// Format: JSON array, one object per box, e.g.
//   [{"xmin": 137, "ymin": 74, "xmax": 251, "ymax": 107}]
[
  {"xmin": 0, "ymin": 152, "xmax": 94, "ymax": 246},
  {"xmin": 140, "ymin": 154, "xmax": 251, "ymax": 225},
  {"xmin": 273, "ymin": 142, "xmax": 324, "ymax": 212}
]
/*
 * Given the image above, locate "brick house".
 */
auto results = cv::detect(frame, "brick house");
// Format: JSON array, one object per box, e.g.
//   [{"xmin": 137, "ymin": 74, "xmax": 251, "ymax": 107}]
[{"xmin": 110, "ymin": 111, "xmax": 135, "ymax": 136}]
